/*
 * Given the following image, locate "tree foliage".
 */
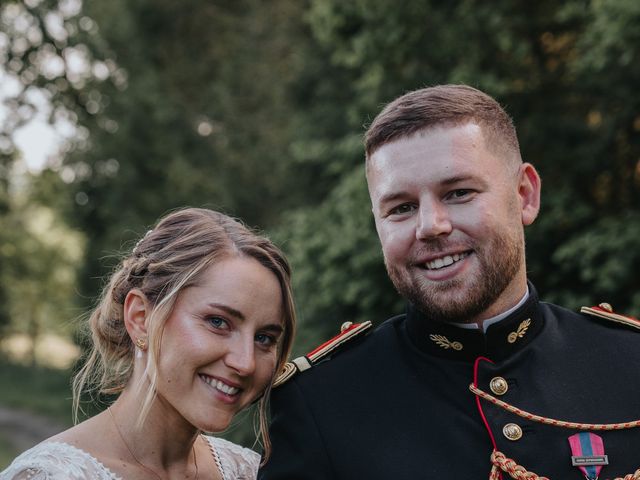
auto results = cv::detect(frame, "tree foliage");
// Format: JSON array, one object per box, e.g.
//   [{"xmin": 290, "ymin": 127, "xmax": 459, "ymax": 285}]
[
  {"xmin": 278, "ymin": 0, "xmax": 640, "ymax": 348},
  {"xmin": 0, "ymin": 168, "xmax": 83, "ymax": 365},
  {"xmin": 1, "ymin": 0, "xmax": 639, "ymax": 443}
]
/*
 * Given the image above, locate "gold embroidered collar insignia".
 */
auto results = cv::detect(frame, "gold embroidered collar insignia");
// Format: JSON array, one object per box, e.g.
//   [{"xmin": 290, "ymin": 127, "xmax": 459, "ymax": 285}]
[
  {"xmin": 507, "ymin": 318, "xmax": 531, "ymax": 344},
  {"xmin": 429, "ymin": 334, "xmax": 463, "ymax": 351}
]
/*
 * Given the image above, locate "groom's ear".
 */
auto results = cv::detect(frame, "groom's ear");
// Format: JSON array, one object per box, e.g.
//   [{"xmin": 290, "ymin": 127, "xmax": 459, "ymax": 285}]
[{"xmin": 519, "ymin": 163, "xmax": 541, "ymax": 226}]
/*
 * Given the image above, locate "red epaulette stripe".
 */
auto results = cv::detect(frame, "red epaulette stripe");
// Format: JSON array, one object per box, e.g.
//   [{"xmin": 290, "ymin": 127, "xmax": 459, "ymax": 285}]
[
  {"xmin": 272, "ymin": 321, "xmax": 372, "ymax": 388},
  {"xmin": 580, "ymin": 304, "xmax": 640, "ymax": 330},
  {"xmin": 307, "ymin": 322, "xmax": 367, "ymax": 359}
]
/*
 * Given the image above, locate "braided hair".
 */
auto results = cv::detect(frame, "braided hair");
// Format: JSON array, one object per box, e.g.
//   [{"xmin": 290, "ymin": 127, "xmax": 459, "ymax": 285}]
[{"xmin": 72, "ymin": 207, "xmax": 296, "ymax": 460}]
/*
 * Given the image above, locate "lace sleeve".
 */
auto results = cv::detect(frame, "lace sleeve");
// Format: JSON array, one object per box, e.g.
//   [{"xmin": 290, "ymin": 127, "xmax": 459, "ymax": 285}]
[
  {"xmin": 206, "ymin": 436, "xmax": 260, "ymax": 480},
  {"xmin": 0, "ymin": 466, "xmax": 50, "ymax": 480},
  {"xmin": 0, "ymin": 442, "xmax": 120, "ymax": 480}
]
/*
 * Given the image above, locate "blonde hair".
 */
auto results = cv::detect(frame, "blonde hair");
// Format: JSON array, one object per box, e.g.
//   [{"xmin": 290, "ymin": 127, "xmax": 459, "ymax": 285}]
[{"xmin": 72, "ymin": 207, "xmax": 295, "ymax": 460}]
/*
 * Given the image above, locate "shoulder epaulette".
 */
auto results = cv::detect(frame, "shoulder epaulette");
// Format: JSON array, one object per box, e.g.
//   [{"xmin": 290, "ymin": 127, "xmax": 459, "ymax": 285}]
[
  {"xmin": 580, "ymin": 302, "xmax": 640, "ymax": 331},
  {"xmin": 273, "ymin": 321, "xmax": 373, "ymax": 388}
]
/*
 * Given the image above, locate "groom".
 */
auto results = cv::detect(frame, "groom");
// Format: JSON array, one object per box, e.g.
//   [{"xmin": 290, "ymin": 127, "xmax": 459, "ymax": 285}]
[{"xmin": 260, "ymin": 85, "xmax": 640, "ymax": 479}]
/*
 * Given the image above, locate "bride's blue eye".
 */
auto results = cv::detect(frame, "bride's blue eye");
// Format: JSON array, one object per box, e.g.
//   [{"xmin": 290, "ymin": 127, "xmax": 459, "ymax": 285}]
[
  {"xmin": 255, "ymin": 333, "xmax": 276, "ymax": 347},
  {"xmin": 207, "ymin": 316, "xmax": 229, "ymax": 330}
]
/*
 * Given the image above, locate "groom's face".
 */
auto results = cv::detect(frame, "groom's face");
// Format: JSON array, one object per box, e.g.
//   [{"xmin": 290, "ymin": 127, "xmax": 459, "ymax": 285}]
[{"xmin": 367, "ymin": 123, "xmax": 531, "ymax": 324}]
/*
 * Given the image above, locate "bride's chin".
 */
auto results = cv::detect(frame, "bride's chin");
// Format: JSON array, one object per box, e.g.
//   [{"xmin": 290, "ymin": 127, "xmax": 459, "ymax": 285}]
[{"xmin": 197, "ymin": 415, "xmax": 233, "ymax": 434}]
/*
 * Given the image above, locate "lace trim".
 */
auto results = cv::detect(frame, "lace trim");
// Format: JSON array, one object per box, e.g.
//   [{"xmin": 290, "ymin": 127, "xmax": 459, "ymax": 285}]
[
  {"xmin": 205, "ymin": 437, "xmax": 260, "ymax": 480},
  {"xmin": 2, "ymin": 437, "xmax": 258, "ymax": 480},
  {"xmin": 48, "ymin": 442, "xmax": 121, "ymax": 479},
  {"xmin": 1, "ymin": 441, "xmax": 121, "ymax": 480},
  {"xmin": 203, "ymin": 436, "xmax": 226, "ymax": 478}
]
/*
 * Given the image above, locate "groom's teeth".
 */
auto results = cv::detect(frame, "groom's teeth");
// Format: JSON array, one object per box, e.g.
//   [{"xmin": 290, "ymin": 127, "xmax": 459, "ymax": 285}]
[{"xmin": 425, "ymin": 252, "xmax": 468, "ymax": 270}]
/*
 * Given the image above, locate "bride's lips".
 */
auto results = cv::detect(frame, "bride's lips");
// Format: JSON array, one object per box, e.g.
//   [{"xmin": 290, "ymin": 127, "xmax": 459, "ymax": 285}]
[{"xmin": 199, "ymin": 374, "xmax": 243, "ymax": 404}]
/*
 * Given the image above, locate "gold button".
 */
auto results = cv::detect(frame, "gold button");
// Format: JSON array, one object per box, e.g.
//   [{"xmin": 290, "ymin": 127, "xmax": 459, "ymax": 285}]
[
  {"xmin": 503, "ymin": 423, "xmax": 523, "ymax": 441},
  {"xmin": 489, "ymin": 377, "xmax": 508, "ymax": 396},
  {"xmin": 599, "ymin": 302, "xmax": 613, "ymax": 312},
  {"xmin": 340, "ymin": 321, "xmax": 353, "ymax": 332}
]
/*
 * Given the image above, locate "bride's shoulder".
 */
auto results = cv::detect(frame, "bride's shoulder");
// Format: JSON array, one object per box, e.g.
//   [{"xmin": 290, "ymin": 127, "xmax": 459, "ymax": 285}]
[
  {"xmin": 1, "ymin": 441, "xmax": 115, "ymax": 480},
  {"xmin": 203, "ymin": 436, "xmax": 260, "ymax": 480}
]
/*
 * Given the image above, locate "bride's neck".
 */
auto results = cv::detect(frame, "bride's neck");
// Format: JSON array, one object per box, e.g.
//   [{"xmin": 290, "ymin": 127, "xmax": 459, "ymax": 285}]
[{"xmin": 110, "ymin": 388, "xmax": 200, "ymax": 469}]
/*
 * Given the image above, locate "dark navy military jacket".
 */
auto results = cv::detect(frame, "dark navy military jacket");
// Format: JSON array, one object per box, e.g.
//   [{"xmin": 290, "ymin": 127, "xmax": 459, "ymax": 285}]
[{"xmin": 259, "ymin": 287, "xmax": 640, "ymax": 479}]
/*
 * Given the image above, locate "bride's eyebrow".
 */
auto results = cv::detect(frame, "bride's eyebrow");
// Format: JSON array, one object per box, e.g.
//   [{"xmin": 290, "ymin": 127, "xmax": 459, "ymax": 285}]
[
  {"xmin": 261, "ymin": 324, "xmax": 284, "ymax": 335},
  {"xmin": 207, "ymin": 303, "xmax": 244, "ymax": 320}
]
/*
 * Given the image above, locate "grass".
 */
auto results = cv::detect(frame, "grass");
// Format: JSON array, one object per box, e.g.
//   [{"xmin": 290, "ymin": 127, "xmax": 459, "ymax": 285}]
[
  {"xmin": 0, "ymin": 359, "xmax": 75, "ymax": 470},
  {"xmin": 0, "ymin": 433, "xmax": 19, "ymax": 469},
  {"xmin": 0, "ymin": 358, "xmax": 74, "ymax": 425}
]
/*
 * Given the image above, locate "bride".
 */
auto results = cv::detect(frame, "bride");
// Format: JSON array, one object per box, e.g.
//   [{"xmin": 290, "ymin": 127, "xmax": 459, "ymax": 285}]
[{"xmin": 1, "ymin": 208, "xmax": 295, "ymax": 479}]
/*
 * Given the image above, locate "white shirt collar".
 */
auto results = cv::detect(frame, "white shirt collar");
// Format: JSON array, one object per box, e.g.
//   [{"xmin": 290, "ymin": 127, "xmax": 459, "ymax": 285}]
[{"xmin": 452, "ymin": 286, "xmax": 530, "ymax": 333}]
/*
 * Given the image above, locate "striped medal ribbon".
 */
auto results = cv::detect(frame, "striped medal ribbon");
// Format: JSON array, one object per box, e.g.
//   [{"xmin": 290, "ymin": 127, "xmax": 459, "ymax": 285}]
[{"xmin": 568, "ymin": 432, "xmax": 609, "ymax": 480}]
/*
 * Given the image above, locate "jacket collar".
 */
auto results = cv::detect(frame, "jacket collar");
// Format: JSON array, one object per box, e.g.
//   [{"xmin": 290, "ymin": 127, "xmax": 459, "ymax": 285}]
[{"xmin": 405, "ymin": 282, "xmax": 544, "ymax": 361}]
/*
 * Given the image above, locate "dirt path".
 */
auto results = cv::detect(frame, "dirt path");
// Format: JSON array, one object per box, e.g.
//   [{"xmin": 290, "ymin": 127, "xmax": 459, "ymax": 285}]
[{"xmin": 0, "ymin": 405, "xmax": 66, "ymax": 453}]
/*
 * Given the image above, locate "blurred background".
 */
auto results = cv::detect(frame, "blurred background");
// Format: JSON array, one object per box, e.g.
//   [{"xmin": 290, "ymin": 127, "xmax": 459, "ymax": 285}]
[{"xmin": 1, "ymin": 0, "xmax": 639, "ymax": 467}]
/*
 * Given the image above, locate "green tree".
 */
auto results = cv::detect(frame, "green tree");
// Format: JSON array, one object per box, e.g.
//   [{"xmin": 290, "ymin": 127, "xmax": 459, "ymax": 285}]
[
  {"xmin": 278, "ymin": 0, "xmax": 640, "ymax": 350},
  {"xmin": 2, "ymin": 0, "xmax": 639, "ymax": 431},
  {"xmin": 1, "ymin": 0, "xmax": 312, "ymax": 300},
  {"xmin": 0, "ymin": 168, "xmax": 83, "ymax": 364},
  {"xmin": 1, "ymin": 0, "xmax": 314, "ymax": 447},
  {"xmin": 535, "ymin": 0, "xmax": 640, "ymax": 309}
]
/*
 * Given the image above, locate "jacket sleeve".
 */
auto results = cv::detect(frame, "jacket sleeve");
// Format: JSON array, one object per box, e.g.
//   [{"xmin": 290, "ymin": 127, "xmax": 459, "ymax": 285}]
[{"xmin": 258, "ymin": 378, "xmax": 334, "ymax": 480}]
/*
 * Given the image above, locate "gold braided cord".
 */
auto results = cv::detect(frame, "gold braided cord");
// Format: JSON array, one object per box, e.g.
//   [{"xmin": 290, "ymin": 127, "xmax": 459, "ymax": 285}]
[
  {"xmin": 471, "ymin": 384, "xmax": 640, "ymax": 480},
  {"xmin": 490, "ymin": 450, "xmax": 640, "ymax": 480},
  {"xmin": 490, "ymin": 451, "xmax": 549, "ymax": 480},
  {"xmin": 469, "ymin": 384, "xmax": 640, "ymax": 430}
]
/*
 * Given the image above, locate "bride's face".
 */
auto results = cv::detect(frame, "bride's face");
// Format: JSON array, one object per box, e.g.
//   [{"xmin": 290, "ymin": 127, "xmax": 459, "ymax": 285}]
[{"xmin": 155, "ymin": 256, "xmax": 284, "ymax": 432}]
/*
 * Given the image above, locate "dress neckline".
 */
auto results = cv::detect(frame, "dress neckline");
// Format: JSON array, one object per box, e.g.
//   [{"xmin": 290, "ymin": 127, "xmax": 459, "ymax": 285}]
[{"xmin": 41, "ymin": 435, "xmax": 224, "ymax": 480}]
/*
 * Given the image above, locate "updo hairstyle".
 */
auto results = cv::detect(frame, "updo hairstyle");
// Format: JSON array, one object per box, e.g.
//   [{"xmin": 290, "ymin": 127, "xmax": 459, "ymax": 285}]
[{"xmin": 72, "ymin": 207, "xmax": 295, "ymax": 459}]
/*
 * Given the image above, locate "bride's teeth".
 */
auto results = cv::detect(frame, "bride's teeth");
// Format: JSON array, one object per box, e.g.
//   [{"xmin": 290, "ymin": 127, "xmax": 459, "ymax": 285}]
[
  {"xmin": 215, "ymin": 380, "xmax": 239, "ymax": 395},
  {"xmin": 200, "ymin": 375, "xmax": 240, "ymax": 395}
]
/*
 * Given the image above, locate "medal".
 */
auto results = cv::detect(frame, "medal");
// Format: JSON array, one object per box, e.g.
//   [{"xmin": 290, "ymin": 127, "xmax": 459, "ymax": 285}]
[{"xmin": 568, "ymin": 432, "xmax": 608, "ymax": 480}]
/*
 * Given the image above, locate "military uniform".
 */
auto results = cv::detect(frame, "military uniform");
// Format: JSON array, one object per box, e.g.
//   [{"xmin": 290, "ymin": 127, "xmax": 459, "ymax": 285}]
[{"xmin": 259, "ymin": 285, "xmax": 640, "ymax": 479}]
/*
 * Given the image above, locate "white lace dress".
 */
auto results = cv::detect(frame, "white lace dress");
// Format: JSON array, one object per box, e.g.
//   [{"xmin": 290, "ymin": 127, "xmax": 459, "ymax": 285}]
[{"xmin": 0, "ymin": 436, "xmax": 259, "ymax": 480}]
